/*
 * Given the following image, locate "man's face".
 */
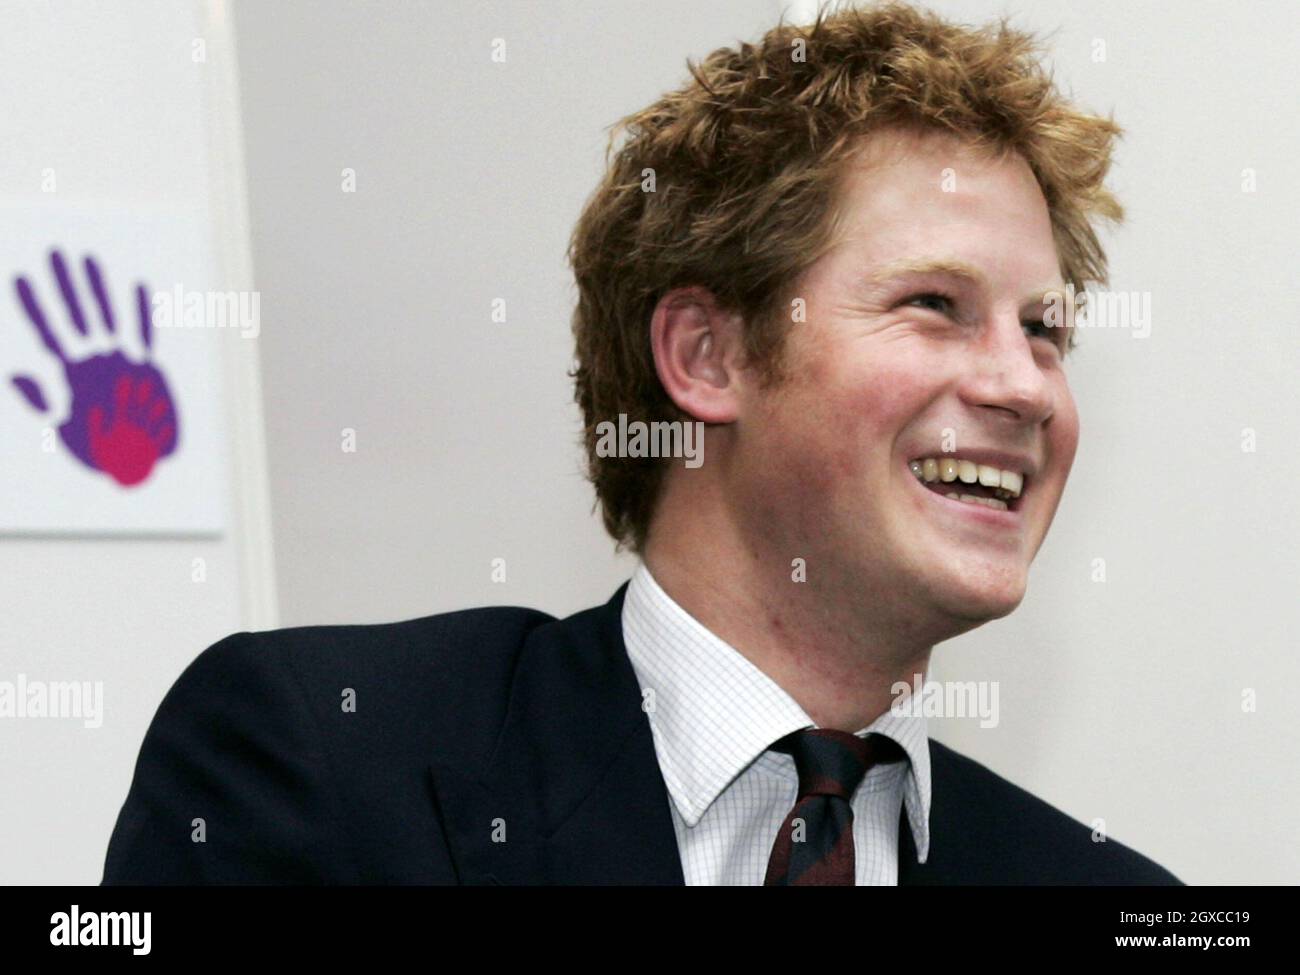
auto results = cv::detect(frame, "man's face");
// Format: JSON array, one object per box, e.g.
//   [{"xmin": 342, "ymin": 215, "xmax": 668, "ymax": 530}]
[{"xmin": 731, "ymin": 126, "xmax": 1078, "ymax": 631}]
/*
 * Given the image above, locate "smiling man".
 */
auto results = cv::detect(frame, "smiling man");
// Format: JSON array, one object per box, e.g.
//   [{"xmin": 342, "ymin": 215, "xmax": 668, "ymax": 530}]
[
  {"xmin": 103, "ymin": 2, "xmax": 1180, "ymax": 885},
  {"xmin": 639, "ymin": 124, "xmax": 1078, "ymax": 734},
  {"xmin": 643, "ymin": 118, "xmax": 1083, "ymax": 722}
]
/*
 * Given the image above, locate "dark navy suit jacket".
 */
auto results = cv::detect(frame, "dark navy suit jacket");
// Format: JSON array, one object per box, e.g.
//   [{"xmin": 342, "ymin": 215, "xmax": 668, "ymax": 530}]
[{"xmin": 102, "ymin": 582, "xmax": 1182, "ymax": 884}]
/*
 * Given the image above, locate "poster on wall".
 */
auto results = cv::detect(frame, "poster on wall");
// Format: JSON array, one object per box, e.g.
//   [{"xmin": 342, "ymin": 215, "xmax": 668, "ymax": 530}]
[{"xmin": 0, "ymin": 202, "xmax": 231, "ymax": 535}]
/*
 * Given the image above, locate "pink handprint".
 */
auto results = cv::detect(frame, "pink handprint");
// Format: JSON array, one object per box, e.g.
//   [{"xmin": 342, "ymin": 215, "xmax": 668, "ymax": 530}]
[{"xmin": 9, "ymin": 249, "xmax": 180, "ymax": 487}]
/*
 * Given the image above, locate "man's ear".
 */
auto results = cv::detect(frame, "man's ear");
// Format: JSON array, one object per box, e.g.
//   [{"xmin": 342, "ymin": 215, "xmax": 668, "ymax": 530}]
[{"xmin": 649, "ymin": 286, "xmax": 746, "ymax": 424}]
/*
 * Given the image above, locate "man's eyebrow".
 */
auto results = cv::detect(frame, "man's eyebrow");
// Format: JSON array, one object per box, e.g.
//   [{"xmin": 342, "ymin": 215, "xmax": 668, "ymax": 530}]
[
  {"xmin": 866, "ymin": 257, "xmax": 987, "ymax": 287},
  {"xmin": 865, "ymin": 257, "xmax": 1069, "ymax": 308}
]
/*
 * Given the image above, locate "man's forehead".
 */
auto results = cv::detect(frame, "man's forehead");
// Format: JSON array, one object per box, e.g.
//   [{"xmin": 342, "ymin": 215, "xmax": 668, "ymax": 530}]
[
  {"xmin": 841, "ymin": 123, "xmax": 1014, "ymax": 180},
  {"xmin": 801, "ymin": 128, "xmax": 1064, "ymax": 312},
  {"xmin": 850, "ymin": 120, "xmax": 970, "ymax": 155},
  {"xmin": 825, "ymin": 206, "xmax": 1066, "ymax": 299},
  {"xmin": 834, "ymin": 126, "xmax": 1042, "ymax": 232}
]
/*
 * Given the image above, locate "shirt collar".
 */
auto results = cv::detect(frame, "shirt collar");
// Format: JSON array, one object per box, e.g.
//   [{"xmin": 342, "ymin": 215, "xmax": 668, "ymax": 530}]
[{"xmin": 620, "ymin": 560, "xmax": 931, "ymax": 863}]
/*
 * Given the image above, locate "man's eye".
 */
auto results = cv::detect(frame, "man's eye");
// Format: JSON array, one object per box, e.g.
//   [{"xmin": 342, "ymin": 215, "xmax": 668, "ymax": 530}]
[
  {"xmin": 905, "ymin": 292, "xmax": 955, "ymax": 314},
  {"xmin": 906, "ymin": 296, "xmax": 1062, "ymax": 351},
  {"xmin": 1023, "ymin": 320, "xmax": 1067, "ymax": 351}
]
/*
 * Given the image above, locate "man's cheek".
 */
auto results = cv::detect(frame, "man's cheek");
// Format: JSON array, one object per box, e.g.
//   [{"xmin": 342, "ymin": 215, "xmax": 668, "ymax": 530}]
[
  {"xmin": 1046, "ymin": 396, "xmax": 1080, "ymax": 485},
  {"xmin": 1061, "ymin": 402, "xmax": 1081, "ymax": 469},
  {"xmin": 829, "ymin": 394, "xmax": 907, "ymax": 482}
]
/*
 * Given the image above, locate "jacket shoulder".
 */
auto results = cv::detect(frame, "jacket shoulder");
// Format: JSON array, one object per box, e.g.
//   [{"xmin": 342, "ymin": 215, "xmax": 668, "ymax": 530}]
[
  {"xmin": 213, "ymin": 603, "xmax": 556, "ymax": 765},
  {"xmin": 927, "ymin": 739, "xmax": 1183, "ymax": 885},
  {"xmin": 102, "ymin": 603, "xmax": 555, "ymax": 884}
]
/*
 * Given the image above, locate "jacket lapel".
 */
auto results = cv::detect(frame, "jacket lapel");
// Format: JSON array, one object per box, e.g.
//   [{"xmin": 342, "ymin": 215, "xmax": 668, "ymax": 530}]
[
  {"xmin": 429, "ymin": 582, "xmax": 685, "ymax": 885},
  {"xmin": 430, "ymin": 580, "xmax": 945, "ymax": 885}
]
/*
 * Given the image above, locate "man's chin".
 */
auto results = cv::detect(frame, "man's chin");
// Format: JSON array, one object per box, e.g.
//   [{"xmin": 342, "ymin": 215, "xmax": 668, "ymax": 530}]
[{"xmin": 929, "ymin": 570, "xmax": 1028, "ymax": 627}]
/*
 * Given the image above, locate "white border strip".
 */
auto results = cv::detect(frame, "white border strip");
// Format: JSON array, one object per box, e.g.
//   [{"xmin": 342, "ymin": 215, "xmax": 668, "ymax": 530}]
[{"xmin": 201, "ymin": 0, "xmax": 278, "ymax": 630}]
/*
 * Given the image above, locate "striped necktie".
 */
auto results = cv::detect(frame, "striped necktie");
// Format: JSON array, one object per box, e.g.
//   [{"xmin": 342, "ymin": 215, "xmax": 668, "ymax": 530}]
[{"xmin": 764, "ymin": 728, "xmax": 907, "ymax": 885}]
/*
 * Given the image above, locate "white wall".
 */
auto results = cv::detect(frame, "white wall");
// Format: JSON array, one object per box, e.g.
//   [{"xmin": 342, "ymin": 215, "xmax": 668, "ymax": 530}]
[{"xmin": 0, "ymin": 0, "xmax": 274, "ymax": 884}]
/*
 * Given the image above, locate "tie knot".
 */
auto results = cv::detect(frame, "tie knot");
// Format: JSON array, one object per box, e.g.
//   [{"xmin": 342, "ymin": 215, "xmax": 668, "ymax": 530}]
[{"xmin": 771, "ymin": 728, "xmax": 906, "ymax": 800}]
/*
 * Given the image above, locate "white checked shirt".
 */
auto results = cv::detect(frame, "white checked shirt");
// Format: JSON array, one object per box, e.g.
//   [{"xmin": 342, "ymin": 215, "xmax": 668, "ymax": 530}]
[{"xmin": 621, "ymin": 561, "xmax": 931, "ymax": 885}]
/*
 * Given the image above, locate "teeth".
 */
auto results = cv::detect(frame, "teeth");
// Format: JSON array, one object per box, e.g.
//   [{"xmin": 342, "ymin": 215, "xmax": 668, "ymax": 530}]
[
  {"xmin": 959, "ymin": 494, "xmax": 1009, "ymax": 511},
  {"xmin": 911, "ymin": 456, "xmax": 1025, "ymax": 499}
]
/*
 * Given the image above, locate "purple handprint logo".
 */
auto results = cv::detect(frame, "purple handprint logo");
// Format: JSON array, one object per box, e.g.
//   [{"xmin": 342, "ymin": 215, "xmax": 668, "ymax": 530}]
[{"xmin": 9, "ymin": 249, "xmax": 180, "ymax": 487}]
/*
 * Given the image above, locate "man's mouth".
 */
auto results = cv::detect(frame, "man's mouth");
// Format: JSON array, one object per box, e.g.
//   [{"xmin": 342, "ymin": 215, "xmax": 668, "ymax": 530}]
[{"xmin": 908, "ymin": 456, "xmax": 1026, "ymax": 512}]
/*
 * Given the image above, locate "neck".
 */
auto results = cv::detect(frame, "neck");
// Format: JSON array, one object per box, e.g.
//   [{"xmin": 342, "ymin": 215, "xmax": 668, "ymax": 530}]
[{"xmin": 642, "ymin": 470, "xmax": 940, "ymax": 732}]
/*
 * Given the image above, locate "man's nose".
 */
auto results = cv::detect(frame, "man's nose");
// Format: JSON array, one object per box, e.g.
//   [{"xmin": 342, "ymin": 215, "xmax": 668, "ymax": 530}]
[{"xmin": 956, "ymin": 314, "xmax": 1056, "ymax": 425}]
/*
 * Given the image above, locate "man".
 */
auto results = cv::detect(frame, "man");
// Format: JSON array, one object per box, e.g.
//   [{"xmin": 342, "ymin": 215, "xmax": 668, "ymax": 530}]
[{"xmin": 103, "ymin": 2, "xmax": 1181, "ymax": 885}]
